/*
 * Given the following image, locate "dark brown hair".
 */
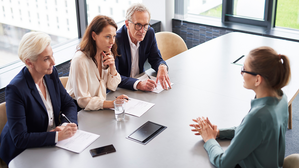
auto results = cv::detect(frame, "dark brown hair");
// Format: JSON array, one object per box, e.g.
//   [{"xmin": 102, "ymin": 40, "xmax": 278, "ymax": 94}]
[
  {"xmin": 249, "ymin": 46, "xmax": 291, "ymax": 90},
  {"xmin": 77, "ymin": 15, "xmax": 119, "ymax": 65}
]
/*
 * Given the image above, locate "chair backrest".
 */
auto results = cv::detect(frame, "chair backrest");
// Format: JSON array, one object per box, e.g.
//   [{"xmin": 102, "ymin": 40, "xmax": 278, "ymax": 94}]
[
  {"xmin": 0, "ymin": 102, "xmax": 7, "ymax": 135},
  {"xmin": 59, "ymin": 76, "xmax": 69, "ymax": 88},
  {"xmin": 283, "ymin": 154, "xmax": 299, "ymax": 168},
  {"xmin": 155, "ymin": 31, "xmax": 188, "ymax": 60}
]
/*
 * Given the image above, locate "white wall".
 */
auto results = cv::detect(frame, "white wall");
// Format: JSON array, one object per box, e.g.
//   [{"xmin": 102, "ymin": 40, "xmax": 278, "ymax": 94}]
[{"xmin": 143, "ymin": 0, "xmax": 174, "ymax": 31}]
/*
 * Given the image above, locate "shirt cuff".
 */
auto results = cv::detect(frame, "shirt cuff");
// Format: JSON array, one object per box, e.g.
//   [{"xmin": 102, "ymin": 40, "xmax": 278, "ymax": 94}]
[
  {"xmin": 133, "ymin": 80, "xmax": 141, "ymax": 90},
  {"xmin": 159, "ymin": 63, "xmax": 168, "ymax": 71},
  {"xmin": 55, "ymin": 131, "xmax": 58, "ymax": 143}
]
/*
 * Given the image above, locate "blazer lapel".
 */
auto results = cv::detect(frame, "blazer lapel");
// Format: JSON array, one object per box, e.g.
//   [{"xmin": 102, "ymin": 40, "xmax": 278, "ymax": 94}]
[
  {"xmin": 123, "ymin": 26, "xmax": 132, "ymax": 75},
  {"xmin": 24, "ymin": 68, "xmax": 47, "ymax": 113},
  {"xmin": 138, "ymin": 43, "xmax": 145, "ymax": 73},
  {"xmin": 44, "ymin": 74, "xmax": 59, "ymax": 124}
]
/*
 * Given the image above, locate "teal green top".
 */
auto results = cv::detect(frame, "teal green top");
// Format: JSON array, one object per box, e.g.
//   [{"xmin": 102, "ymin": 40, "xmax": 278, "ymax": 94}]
[{"xmin": 204, "ymin": 93, "xmax": 288, "ymax": 168}]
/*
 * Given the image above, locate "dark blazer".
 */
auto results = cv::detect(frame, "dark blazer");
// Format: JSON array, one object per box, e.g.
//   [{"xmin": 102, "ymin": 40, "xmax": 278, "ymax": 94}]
[
  {"xmin": 0, "ymin": 67, "xmax": 78, "ymax": 165},
  {"xmin": 115, "ymin": 25, "xmax": 167, "ymax": 90}
]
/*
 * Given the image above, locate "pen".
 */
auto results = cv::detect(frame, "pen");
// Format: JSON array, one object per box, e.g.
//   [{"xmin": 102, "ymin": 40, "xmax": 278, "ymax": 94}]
[
  {"xmin": 115, "ymin": 96, "xmax": 129, "ymax": 101},
  {"xmin": 62, "ymin": 113, "xmax": 72, "ymax": 123},
  {"xmin": 233, "ymin": 55, "xmax": 245, "ymax": 64},
  {"xmin": 147, "ymin": 75, "xmax": 157, "ymax": 89}
]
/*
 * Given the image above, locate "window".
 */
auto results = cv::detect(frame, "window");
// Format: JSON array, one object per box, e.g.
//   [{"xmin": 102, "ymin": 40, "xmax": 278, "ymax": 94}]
[
  {"xmin": 276, "ymin": 0, "xmax": 299, "ymax": 30},
  {"xmin": 86, "ymin": 0, "xmax": 142, "ymax": 24},
  {"xmin": 232, "ymin": 0, "xmax": 265, "ymax": 20},
  {"xmin": 188, "ymin": 0, "xmax": 222, "ymax": 18},
  {"xmin": 0, "ymin": 0, "xmax": 78, "ymax": 68}
]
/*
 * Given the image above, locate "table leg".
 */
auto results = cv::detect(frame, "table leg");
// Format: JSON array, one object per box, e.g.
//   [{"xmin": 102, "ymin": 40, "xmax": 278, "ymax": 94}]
[{"xmin": 288, "ymin": 103, "xmax": 292, "ymax": 129}]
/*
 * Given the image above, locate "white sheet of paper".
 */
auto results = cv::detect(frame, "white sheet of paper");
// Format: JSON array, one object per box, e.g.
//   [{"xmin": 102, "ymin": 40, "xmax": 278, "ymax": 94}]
[
  {"xmin": 56, "ymin": 130, "xmax": 99, "ymax": 153},
  {"xmin": 125, "ymin": 98, "xmax": 154, "ymax": 117},
  {"xmin": 137, "ymin": 74, "xmax": 173, "ymax": 93}
]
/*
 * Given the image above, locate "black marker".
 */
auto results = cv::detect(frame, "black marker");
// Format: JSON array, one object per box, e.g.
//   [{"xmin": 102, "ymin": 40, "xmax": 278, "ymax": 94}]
[{"xmin": 62, "ymin": 113, "xmax": 72, "ymax": 123}]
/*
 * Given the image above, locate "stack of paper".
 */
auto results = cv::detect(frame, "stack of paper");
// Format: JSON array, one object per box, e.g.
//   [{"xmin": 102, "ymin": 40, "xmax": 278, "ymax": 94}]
[
  {"xmin": 137, "ymin": 74, "xmax": 173, "ymax": 93},
  {"xmin": 56, "ymin": 130, "xmax": 100, "ymax": 153},
  {"xmin": 125, "ymin": 98, "xmax": 154, "ymax": 117}
]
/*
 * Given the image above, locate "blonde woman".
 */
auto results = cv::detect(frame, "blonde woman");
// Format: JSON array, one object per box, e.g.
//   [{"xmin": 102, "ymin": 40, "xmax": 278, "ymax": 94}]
[{"xmin": 0, "ymin": 32, "xmax": 78, "ymax": 165}]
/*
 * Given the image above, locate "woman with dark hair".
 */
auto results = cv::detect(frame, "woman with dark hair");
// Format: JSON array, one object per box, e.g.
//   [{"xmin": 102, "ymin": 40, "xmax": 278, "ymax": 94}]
[
  {"xmin": 66, "ymin": 15, "xmax": 128, "ymax": 111},
  {"xmin": 190, "ymin": 46, "xmax": 291, "ymax": 168}
]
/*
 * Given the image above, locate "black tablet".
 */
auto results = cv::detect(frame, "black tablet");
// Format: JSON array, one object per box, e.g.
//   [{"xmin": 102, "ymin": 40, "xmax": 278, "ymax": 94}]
[{"xmin": 127, "ymin": 121, "xmax": 167, "ymax": 145}]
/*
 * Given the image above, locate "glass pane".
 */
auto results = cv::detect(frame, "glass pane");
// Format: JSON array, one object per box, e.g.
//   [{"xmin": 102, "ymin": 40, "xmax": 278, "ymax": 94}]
[
  {"xmin": 233, "ymin": 0, "xmax": 265, "ymax": 20},
  {"xmin": 0, "ymin": 0, "xmax": 78, "ymax": 68},
  {"xmin": 86, "ymin": 0, "xmax": 142, "ymax": 24},
  {"xmin": 276, "ymin": 0, "xmax": 299, "ymax": 30},
  {"xmin": 187, "ymin": 0, "xmax": 222, "ymax": 18}
]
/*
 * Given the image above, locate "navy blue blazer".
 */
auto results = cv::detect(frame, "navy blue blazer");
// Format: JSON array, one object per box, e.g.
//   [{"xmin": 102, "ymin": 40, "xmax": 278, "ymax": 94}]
[
  {"xmin": 115, "ymin": 25, "xmax": 167, "ymax": 90},
  {"xmin": 0, "ymin": 67, "xmax": 78, "ymax": 165}
]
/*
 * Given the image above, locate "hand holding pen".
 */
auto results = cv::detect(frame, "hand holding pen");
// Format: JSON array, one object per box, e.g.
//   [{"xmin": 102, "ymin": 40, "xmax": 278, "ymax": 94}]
[
  {"xmin": 115, "ymin": 95, "xmax": 129, "ymax": 101},
  {"xmin": 136, "ymin": 75, "xmax": 157, "ymax": 91},
  {"xmin": 54, "ymin": 113, "xmax": 77, "ymax": 141}
]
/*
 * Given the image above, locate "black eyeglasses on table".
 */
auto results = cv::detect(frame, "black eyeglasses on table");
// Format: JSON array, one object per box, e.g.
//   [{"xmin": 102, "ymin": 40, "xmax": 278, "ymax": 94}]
[{"xmin": 129, "ymin": 20, "xmax": 151, "ymax": 31}]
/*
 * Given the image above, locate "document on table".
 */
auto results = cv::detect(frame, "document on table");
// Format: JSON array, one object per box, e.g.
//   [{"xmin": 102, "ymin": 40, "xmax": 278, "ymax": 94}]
[
  {"xmin": 56, "ymin": 130, "xmax": 100, "ymax": 153},
  {"xmin": 125, "ymin": 98, "xmax": 155, "ymax": 117},
  {"xmin": 137, "ymin": 74, "xmax": 173, "ymax": 93}
]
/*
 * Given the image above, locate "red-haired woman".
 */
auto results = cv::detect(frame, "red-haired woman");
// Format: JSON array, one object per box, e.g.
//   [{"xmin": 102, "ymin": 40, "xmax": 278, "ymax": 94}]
[{"xmin": 66, "ymin": 15, "xmax": 128, "ymax": 111}]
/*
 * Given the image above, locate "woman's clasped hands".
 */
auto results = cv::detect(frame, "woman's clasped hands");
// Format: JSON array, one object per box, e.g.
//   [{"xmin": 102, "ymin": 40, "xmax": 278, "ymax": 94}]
[{"xmin": 190, "ymin": 117, "xmax": 219, "ymax": 142}]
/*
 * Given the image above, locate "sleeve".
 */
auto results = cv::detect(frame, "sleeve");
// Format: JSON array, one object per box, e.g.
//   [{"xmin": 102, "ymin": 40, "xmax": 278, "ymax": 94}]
[
  {"xmin": 68, "ymin": 55, "xmax": 104, "ymax": 110},
  {"xmin": 106, "ymin": 70, "xmax": 121, "ymax": 91},
  {"xmin": 218, "ymin": 127, "xmax": 236, "ymax": 140},
  {"xmin": 203, "ymin": 116, "xmax": 263, "ymax": 168},
  {"xmin": 147, "ymin": 28, "xmax": 168, "ymax": 72},
  {"xmin": 5, "ymin": 85, "xmax": 56, "ymax": 149}
]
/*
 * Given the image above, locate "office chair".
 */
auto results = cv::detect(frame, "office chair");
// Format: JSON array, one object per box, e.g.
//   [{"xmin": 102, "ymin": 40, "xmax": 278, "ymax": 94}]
[
  {"xmin": 0, "ymin": 102, "xmax": 8, "ymax": 168},
  {"xmin": 155, "ymin": 31, "xmax": 188, "ymax": 60},
  {"xmin": 59, "ymin": 76, "xmax": 69, "ymax": 88},
  {"xmin": 283, "ymin": 154, "xmax": 299, "ymax": 168}
]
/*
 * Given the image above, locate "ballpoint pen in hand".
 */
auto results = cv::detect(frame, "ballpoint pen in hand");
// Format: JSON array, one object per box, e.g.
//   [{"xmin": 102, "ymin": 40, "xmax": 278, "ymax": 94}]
[
  {"xmin": 62, "ymin": 113, "xmax": 72, "ymax": 123},
  {"xmin": 115, "ymin": 96, "xmax": 129, "ymax": 101}
]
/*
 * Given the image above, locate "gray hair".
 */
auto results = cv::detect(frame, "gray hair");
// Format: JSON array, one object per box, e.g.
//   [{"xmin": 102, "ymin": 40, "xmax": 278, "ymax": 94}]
[
  {"xmin": 18, "ymin": 32, "xmax": 51, "ymax": 64},
  {"xmin": 125, "ymin": 3, "xmax": 151, "ymax": 21}
]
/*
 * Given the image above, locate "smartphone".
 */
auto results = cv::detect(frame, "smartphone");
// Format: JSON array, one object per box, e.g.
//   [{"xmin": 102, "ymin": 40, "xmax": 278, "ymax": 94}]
[{"xmin": 90, "ymin": 144, "xmax": 116, "ymax": 157}]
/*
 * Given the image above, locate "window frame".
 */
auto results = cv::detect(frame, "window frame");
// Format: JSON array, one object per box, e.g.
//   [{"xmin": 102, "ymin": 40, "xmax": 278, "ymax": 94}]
[{"xmin": 222, "ymin": 0, "xmax": 277, "ymax": 30}]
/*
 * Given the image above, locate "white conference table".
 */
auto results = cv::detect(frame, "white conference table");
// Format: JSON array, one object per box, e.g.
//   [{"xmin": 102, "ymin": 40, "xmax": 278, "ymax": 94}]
[{"xmin": 9, "ymin": 32, "xmax": 299, "ymax": 168}]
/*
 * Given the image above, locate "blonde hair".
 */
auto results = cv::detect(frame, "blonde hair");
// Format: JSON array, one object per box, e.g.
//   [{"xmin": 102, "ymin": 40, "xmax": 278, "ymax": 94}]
[
  {"xmin": 18, "ymin": 32, "xmax": 51, "ymax": 64},
  {"xmin": 126, "ymin": 3, "xmax": 151, "ymax": 21}
]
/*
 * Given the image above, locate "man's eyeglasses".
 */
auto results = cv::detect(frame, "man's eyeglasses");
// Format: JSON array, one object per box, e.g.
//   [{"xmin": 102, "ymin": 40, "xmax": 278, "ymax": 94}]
[
  {"xmin": 129, "ymin": 20, "xmax": 151, "ymax": 31},
  {"xmin": 241, "ymin": 67, "xmax": 259, "ymax": 76}
]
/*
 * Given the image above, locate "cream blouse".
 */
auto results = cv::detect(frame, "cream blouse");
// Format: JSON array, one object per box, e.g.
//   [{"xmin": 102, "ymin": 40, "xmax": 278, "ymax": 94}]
[{"xmin": 66, "ymin": 51, "xmax": 121, "ymax": 110}]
